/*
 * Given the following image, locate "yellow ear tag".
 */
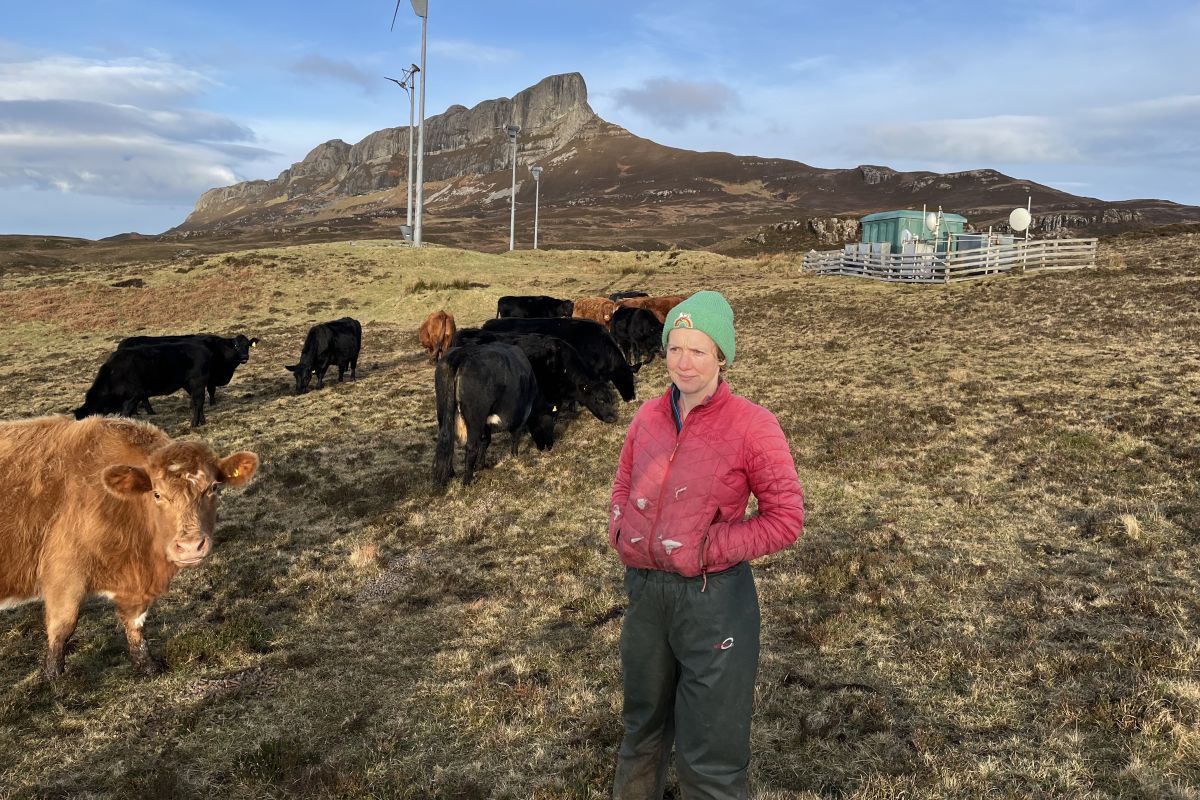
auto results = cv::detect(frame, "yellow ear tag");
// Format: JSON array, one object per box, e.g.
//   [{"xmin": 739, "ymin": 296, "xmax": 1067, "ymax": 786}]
[
  {"xmin": 251, "ymin": 342, "xmax": 257, "ymax": 348},
  {"xmin": 552, "ymin": 406, "xmax": 558, "ymax": 413},
  {"xmin": 231, "ymin": 468, "xmax": 240, "ymax": 477}
]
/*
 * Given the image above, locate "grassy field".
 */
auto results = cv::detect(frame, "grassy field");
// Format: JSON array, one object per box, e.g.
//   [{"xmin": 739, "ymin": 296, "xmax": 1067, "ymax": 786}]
[{"xmin": 1, "ymin": 232, "xmax": 1198, "ymax": 799}]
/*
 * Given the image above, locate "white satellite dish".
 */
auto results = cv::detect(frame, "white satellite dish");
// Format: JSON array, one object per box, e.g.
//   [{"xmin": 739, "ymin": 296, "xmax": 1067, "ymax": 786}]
[
  {"xmin": 1009, "ymin": 207, "xmax": 1032, "ymax": 232},
  {"xmin": 925, "ymin": 212, "xmax": 939, "ymax": 232}
]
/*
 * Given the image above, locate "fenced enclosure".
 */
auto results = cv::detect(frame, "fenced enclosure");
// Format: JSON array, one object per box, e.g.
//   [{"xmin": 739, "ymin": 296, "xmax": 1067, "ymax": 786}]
[{"xmin": 802, "ymin": 237, "xmax": 1097, "ymax": 283}]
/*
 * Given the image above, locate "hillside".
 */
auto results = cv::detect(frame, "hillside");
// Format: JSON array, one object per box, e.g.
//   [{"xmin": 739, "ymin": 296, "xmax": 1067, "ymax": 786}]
[
  {"xmin": 0, "ymin": 234, "xmax": 1198, "ymax": 797},
  {"xmin": 169, "ymin": 73, "xmax": 1200, "ymax": 252}
]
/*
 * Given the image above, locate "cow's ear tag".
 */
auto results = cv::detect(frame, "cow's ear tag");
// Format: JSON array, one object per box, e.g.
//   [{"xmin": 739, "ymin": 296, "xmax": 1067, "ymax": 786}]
[
  {"xmin": 251, "ymin": 341, "xmax": 256, "ymax": 348},
  {"xmin": 231, "ymin": 468, "xmax": 240, "ymax": 477},
  {"xmin": 552, "ymin": 405, "xmax": 558, "ymax": 413}
]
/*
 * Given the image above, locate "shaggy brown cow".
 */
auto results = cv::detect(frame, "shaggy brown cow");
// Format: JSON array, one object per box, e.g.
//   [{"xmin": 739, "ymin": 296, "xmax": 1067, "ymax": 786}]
[
  {"xmin": 572, "ymin": 297, "xmax": 619, "ymax": 326},
  {"xmin": 0, "ymin": 415, "xmax": 258, "ymax": 679},
  {"xmin": 617, "ymin": 294, "xmax": 687, "ymax": 323},
  {"xmin": 419, "ymin": 310, "xmax": 457, "ymax": 363}
]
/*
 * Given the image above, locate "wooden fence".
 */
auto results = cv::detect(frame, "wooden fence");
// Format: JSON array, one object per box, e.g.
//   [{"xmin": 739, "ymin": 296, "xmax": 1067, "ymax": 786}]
[{"xmin": 802, "ymin": 238, "xmax": 1097, "ymax": 283}]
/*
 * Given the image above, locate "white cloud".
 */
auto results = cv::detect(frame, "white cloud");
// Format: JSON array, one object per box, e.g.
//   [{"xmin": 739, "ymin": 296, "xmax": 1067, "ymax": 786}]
[
  {"xmin": 0, "ymin": 55, "xmax": 216, "ymax": 106},
  {"xmin": 0, "ymin": 52, "xmax": 273, "ymax": 206},
  {"xmin": 864, "ymin": 115, "xmax": 1078, "ymax": 164}
]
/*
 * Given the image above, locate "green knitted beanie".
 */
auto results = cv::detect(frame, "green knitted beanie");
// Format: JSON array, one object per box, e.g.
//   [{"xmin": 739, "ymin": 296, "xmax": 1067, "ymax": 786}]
[{"xmin": 661, "ymin": 290, "xmax": 736, "ymax": 365}]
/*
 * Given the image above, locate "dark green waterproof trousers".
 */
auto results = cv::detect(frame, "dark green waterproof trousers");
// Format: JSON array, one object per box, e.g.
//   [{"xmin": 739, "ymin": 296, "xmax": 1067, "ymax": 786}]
[{"xmin": 613, "ymin": 563, "xmax": 760, "ymax": 800}]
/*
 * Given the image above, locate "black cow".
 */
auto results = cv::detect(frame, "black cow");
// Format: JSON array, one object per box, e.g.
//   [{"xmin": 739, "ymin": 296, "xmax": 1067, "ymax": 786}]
[
  {"xmin": 481, "ymin": 317, "xmax": 636, "ymax": 402},
  {"xmin": 117, "ymin": 333, "xmax": 258, "ymax": 412},
  {"xmin": 608, "ymin": 290, "xmax": 649, "ymax": 301},
  {"xmin": 452, "ymin": 329, "xmax": 619, "ymax": 426},
  {"xmin": 433, "ymin": 343, "xmax": 555, "ymax": 487},
  {"xmin": 495, "ymin": 295, "xmax": 574, "ymax": 320},
  {"xmin": 610, "ymin": 306, "xmax": 663, "ymax": 370},
  {"xmin": 285, "ymin": 317, "xmax": 362, "ymax": 394},
  {"xmin": 75, "ymin": 341, "xmax": 215, "ymax": 427}
]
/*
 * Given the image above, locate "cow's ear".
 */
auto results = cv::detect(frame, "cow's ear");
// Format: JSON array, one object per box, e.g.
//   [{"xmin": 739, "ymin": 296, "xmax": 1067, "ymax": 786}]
[
  {"xmin": 284, "ymin": 364, "xmax": 297, "ymax": 373},
  {"xmin": 218, "ymin": 452, "xmax": 259, "ymax": 488},
  {"xmin": 102, "ymin": 465, "xmax": 153, "ymax": 498}
]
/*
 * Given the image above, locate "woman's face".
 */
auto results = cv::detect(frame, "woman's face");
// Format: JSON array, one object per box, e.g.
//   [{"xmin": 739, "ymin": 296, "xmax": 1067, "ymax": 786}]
[{"xmin": 666, "ymin": 327, "xmax": 723, "ymax": 398}]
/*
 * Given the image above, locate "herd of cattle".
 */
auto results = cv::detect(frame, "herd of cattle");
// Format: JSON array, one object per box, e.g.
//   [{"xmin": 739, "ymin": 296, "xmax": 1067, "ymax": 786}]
[
  {"xmin": 2, "ymin": 288, "xmax": 683, "ymax": 679},
  {"xmin": 424, "ymin": 291, "xmax": 681, "ymax": 486}
]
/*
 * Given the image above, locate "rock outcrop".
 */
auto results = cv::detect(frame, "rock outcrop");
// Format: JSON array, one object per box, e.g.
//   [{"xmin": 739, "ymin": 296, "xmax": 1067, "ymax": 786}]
[
  {"xmin": 858, "ymin": 165, "xmax": 897, "ymax": 185},
  {"xmin": 1033, "ymin": 209, "xmax": 1145, "ymax": 235},
  {"xmin": 184, "ymin": 73, "xmax": 602, "ymax": 228}
]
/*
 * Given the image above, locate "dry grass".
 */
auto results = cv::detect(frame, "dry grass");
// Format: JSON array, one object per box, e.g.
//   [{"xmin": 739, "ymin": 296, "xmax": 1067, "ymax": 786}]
[{"xmin": 0, "ymin": 233, "xmax": 1198, "ymax": 798}]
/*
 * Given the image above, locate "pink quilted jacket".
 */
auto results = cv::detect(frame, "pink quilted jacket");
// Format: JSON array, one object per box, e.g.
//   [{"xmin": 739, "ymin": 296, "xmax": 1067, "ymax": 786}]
[{"xmin": 609, "ymin": 380, "xmax": 804, "ymax": 578}]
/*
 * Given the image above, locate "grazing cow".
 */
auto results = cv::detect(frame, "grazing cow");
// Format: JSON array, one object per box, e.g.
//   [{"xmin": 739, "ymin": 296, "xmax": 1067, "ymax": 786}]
[
  {"xmin": 0, "ymin": 415, "xmax": 258, "ymax": 679},
  {"xmin": 572, "ymin": 296, "xmax": 619, "ymax": 327},
  {"xmin": 611, "ymin": 305, "xmax": 664, "ymax": 369},
  {"xmin": 418, "ymin": 311, "xmax": 456, "ymax": 363},
  {"xmin": 609, "ymin": 290, "xmax": 649, "ymax": 301},
  {"xmin": 285, "ymin": 317, "xmax": 362, "ymax": 394},
  {"xmin": 433, "ymin": 343, "xmax": 554, "ymax": 487},
  {"xmin": 617, "ymin": 294, "xmax": 687, "ymax": 323},
  {"xmin": 117, "ymin": 333, "xmax": 258, "ymax": 411},
  {"xmin": 481, "ymin": 316, "xmax": 637, "ymax": 402},
  {"xmin": 495, "ymin": 295, "xmax": 574, "ymax": 320},
  {"xmin": 452, "ymin": 329, "xmax": 619, "ymax": 426},
  {"xmin": 76, "ymin": 341, "xmax": 217, "ymax": 427}
]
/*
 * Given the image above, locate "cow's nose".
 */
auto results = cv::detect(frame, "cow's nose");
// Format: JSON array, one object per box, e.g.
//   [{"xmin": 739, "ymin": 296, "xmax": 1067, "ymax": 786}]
[{"xmin": 175, "ymin": 536, "xmax": 210, "ymax": 561}]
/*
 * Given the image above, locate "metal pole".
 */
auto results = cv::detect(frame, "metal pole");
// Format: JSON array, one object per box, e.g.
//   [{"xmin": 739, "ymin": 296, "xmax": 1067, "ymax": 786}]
[
  {"xmin": 530, "ymin": 165, "xmax": 543, "ymax": 250},
  {"xmin": 509, "ymin": 137, "xmax": 517, "ymax": 251},
  {"xmin": 413, "ymin": 9, "xmax": 428, "ymax": 247},
  {"xmin": 406, "ymin": 67, "xmax": 416, "ymax": 227}
]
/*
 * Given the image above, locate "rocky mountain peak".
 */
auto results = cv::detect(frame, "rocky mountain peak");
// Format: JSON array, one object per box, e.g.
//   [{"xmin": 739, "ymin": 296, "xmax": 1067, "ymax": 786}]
[{"xmin": 184, "ymin": 72, "xmax": 600, "ymax": 227}]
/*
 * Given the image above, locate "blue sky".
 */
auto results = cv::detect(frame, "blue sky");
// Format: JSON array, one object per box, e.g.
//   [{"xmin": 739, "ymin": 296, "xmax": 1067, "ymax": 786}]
[{"xmin": 2, "ymin": 0, "xmax": 1198, "ymax": 238}]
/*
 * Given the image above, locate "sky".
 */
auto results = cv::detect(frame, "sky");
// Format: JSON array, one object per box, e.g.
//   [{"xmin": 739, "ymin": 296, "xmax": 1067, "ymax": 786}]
[{"xmin": 2, "ymin": 0, "xmax": 1198, "ymax": 239}]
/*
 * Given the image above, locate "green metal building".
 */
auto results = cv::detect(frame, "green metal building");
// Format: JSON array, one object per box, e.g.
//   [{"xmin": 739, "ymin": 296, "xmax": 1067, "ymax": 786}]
[{"xmin": 860, "ymin": 210, "xmax": 967, "ymax": 252}]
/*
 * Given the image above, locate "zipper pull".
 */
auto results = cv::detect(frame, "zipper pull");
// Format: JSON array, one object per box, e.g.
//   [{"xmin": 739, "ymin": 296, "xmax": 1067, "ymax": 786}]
[{"xmin": 669, "ymin": 443, "xmax": 679, "ymax": 462}]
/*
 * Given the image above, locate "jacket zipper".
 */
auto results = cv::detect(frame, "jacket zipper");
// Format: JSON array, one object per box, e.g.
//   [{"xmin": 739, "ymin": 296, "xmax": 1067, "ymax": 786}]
[{"xmin": 650, "ymin": 391, "xmax": 708, "ymax": 575}]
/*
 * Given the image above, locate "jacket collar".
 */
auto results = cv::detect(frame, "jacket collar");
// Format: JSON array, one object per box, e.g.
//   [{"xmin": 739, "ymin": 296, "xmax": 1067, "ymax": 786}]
[{"xmin": 656, "ymin": 378, "xmax": 731, "ymax": 420}]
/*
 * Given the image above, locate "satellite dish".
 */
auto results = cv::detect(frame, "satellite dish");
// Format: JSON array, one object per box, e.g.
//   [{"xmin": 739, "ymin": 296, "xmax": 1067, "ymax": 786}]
[
  {"xmin": 925, "ymin": 212, "xmax": 939, "ymax": 232},
  {"xmin": 1009, "ymin": 207, "xmax": 1031, "ymax": 232}
]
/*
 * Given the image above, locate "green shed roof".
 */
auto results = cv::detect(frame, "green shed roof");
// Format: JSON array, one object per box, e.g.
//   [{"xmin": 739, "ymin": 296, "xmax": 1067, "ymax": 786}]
[{"xmin": 861, "ymin": 210, "xmax": 968, "ymax": 223}]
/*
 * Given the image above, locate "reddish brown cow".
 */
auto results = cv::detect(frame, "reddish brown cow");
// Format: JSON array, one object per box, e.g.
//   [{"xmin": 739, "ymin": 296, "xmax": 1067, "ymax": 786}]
[
  {"xmin": 618, "ymin": 294, "xmax": 687, "ymax": 323},
  {"xmin": 0, "ymin": 415, "xmax": 258, "ymax": 679},
  {"xmin": 572, "ymin": 297, "xmax": 619, "ymax": 326},
  {"xmin": 419, "ymin": 310, "xmax": 457, "ymax": 363}
]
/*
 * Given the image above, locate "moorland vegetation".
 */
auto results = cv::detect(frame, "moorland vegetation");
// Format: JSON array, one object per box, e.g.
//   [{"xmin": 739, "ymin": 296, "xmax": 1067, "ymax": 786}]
[{"xmin": 0, "ymin": 231, "xmax": 1198, "ymax": 798}]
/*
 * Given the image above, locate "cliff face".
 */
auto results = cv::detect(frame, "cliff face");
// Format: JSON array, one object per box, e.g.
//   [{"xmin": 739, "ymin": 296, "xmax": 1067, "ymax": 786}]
[{"xmin": 185, "ymin": 73, "xmax": 602, "ymax": 226}]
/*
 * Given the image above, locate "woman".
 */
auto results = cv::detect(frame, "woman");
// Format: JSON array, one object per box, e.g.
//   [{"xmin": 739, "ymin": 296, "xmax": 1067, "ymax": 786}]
[{"xmin": 609, "ymin": 290, "xmax": 805, "ymax": 799}]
